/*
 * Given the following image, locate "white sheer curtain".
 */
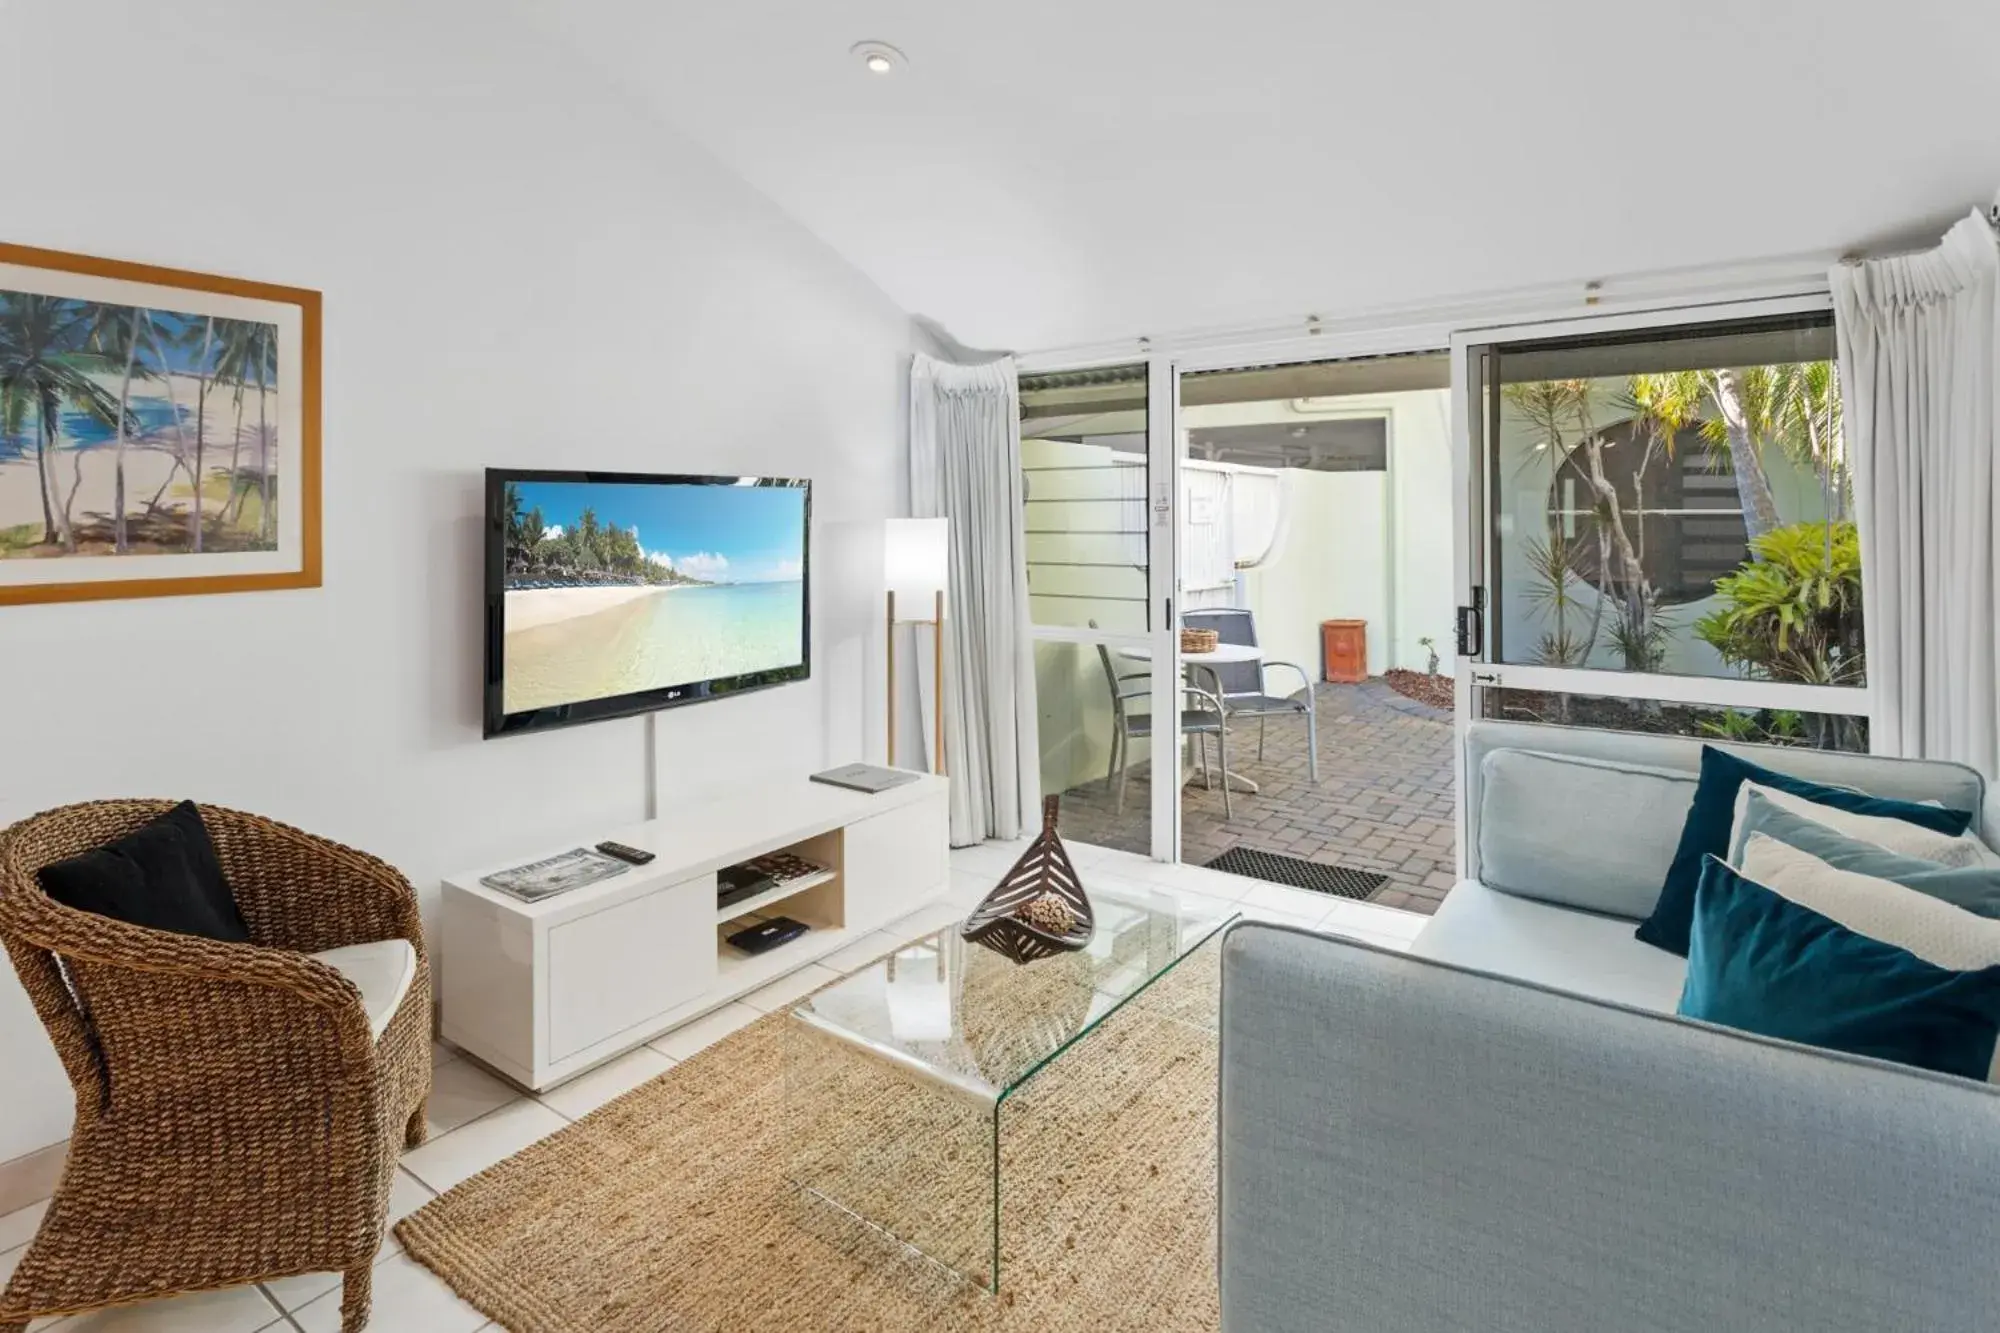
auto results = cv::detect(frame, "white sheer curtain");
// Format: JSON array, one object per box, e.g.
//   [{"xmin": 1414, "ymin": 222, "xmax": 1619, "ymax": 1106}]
[
  {"xmin": 909, "ymin": 352, "xmax": 1039, "ymax": 846},
  {"xmin": 1831, "ymin": 206, "xmax": 2000, "ymax": 776}
]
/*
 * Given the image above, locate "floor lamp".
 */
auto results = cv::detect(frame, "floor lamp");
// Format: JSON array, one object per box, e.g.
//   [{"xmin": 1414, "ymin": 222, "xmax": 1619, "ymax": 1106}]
[{"xmin": 885, "ymin": 517, "xmax": 948, "ymax": 775}]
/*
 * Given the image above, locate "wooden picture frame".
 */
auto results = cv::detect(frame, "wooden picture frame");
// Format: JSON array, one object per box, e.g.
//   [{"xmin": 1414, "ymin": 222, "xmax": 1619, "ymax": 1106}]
[{"xmin": 0, "ymin": 241, "xmax": 320, "ymax": 605}]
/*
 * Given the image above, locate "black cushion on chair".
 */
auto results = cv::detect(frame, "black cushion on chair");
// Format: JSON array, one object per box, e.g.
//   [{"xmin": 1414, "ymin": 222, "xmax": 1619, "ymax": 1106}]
[{"xmin": 37, "ymin": 801, "xmax": 251, "ymax": 943}]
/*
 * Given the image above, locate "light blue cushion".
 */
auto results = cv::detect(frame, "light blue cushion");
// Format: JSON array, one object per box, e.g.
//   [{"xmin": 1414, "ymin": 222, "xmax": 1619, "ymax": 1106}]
[
  {"xmin": 1477, "ymin": 748, "xmax": 1694, "ymax": 919},
  {"xmin": 1679, "ymin": 857, "xmax": 2000, "ymax": 1081},
  {"xmin": 1731, "ymin": 788, "xmax": 2000, "ymax": 918}
]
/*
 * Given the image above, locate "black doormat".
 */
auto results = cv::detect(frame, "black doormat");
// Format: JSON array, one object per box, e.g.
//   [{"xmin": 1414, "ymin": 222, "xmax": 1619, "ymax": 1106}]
[{"xmin": 1203, "ymin": 847, "xmax": 1388, "ymax": 900}]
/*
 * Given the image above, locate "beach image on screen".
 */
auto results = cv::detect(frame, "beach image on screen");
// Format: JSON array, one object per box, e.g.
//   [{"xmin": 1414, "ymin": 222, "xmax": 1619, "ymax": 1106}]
[{"xmin": 500, "ymin": 479, "xmax": 805, "ymax": 715}]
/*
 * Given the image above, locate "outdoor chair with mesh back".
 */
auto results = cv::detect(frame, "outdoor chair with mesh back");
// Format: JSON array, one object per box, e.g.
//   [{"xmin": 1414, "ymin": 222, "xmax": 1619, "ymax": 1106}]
[
  {"xmin": 1180, "ymin": 607, "xmax": 1319, "ymax": 784},
  {"xmin": 1090, "ymin": 633, "xmax": 1233, "ymax": 821}
]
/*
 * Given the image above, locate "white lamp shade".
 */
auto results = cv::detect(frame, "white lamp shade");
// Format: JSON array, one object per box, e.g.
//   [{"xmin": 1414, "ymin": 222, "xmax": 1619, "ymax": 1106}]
[{"xmin": 884, "ymin": 517, "xmax": 949, "ymax": 609}]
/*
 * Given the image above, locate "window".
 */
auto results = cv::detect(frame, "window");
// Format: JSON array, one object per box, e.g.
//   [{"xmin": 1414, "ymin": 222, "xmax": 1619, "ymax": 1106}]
[
  {"xmin": 1485, "ymin": 313, "xmax": 1860, "ymax": 688},
  {"xmin": 1477, "ymin": 687, "xmax": 1867, "ymax": 754},
  {"xmin": 1186, "ymin": 416, "xmax": 1387, "ymax": 471},
  {"xmin": 1019, "ymin": 365, "xmax": 1149, "ymax": 632}
]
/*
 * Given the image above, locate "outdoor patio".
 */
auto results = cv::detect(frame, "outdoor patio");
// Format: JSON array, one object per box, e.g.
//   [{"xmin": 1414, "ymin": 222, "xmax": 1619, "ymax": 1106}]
[{"xmin": 1052, "ymin": 678, "xmax": 1458, "ymax": 913}]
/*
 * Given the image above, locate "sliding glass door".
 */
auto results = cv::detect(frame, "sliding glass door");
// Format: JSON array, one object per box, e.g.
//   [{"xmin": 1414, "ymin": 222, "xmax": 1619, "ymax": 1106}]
[
  {"xmin": 1014, "ymin": 291, "xmax": 1860, "ymax": 906},
  {"xmin": 1165, "ymin": 352, "xmax": 1459, "ymax": 908},
  {"xmin": 1020, "ymin": 360, "xmax": 1180, "ymax": 861},
  {"xmin": 1019, "ymin": 345, "xmax": 1463, "ymax": 908}
]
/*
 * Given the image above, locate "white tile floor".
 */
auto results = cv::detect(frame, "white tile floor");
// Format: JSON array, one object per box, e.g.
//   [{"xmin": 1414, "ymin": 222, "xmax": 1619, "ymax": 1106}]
[{"xmin": 0, "ymin": 839, "xmax": 1424, "ymax": 1331}]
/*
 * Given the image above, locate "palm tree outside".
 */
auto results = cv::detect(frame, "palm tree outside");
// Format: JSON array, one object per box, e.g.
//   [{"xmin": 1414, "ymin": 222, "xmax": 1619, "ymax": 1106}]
[{"xmin": 1503, "ymin": 355, "xmax": 1848, "ymax": 688}]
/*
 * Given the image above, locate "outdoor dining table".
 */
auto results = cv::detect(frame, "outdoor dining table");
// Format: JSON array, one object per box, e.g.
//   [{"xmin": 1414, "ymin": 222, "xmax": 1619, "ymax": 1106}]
[{"xmin": 1115, "ymin": 643, "xmax": 1264, "ymax": 794}]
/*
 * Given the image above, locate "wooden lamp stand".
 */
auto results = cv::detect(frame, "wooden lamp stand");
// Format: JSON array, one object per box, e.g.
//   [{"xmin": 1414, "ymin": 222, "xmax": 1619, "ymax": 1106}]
[{"xmin": 886, "ymin": 589, "xmax": 946, "ymax": 774}]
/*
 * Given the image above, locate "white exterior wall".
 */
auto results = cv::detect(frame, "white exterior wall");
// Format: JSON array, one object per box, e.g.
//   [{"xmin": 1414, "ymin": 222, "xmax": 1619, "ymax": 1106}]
[
  {"xmin": 1226, "ymin": 389, "xmax": 1457, "ymax": 680},
  {"xmin": 1242, "ymin": 470, "xmax": 1390, "ymax": 677}
]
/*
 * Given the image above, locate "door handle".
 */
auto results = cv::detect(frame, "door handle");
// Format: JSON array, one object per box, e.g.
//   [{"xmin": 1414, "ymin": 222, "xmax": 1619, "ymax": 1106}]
[{"xmin": 1455, "ymin": 603, "xmax": 1483, "ymax": 658}]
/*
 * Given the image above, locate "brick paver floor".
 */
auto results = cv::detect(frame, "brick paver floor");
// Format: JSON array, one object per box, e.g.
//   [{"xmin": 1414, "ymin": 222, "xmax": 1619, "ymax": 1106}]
[{"xmin": 1052, "ymin": 679, "xmax": 1458, "ymax": 913}]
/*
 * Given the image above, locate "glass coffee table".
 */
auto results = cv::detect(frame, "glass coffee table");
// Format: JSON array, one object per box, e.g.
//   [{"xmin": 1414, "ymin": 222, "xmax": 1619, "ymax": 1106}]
[{"xmin": 783, "ymin": 887, "xmax": 1236, "ymax": 1291}]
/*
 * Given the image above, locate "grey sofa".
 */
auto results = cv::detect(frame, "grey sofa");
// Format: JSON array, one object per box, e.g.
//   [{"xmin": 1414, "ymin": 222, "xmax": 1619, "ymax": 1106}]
[{"xmin": 1218, "ymin": 720, "xmax": 2000, "ymax": 1333}]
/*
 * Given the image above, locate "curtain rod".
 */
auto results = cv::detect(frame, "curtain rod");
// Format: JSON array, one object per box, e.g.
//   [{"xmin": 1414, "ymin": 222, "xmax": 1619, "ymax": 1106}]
[{"xmin": 1013, "ymin": 251, "xmax": 1834, "ymax": 372}]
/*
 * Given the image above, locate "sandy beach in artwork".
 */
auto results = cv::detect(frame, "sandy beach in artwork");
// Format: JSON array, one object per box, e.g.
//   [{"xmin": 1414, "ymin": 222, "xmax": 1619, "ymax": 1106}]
[
  {"xmin": 0, "ymin": 445, "xmax": 186, "ymax": 531},
  {"xmin": 0, "ymin": 370, "xmax": 279, "ymax": 548},
  {"xmin": 504, "ymin": 585, "xmax": 670, "ymax": 632}
]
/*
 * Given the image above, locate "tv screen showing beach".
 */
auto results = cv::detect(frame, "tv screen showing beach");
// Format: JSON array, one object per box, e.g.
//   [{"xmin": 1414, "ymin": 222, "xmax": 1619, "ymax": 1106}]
[{"xmin": 498, "ymin": 478, "xmax": 806, "ymax": 717}]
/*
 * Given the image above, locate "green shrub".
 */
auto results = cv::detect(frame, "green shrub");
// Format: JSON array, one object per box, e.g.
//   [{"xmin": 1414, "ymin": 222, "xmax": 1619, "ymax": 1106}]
[{"xmin": 1694, "ymin": 521, "xmax": 1863, "ymax": 687}]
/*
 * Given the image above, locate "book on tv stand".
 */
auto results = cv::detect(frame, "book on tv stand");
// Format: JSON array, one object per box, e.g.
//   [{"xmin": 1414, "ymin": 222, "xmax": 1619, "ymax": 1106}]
[{"xmin": 810, "ymin": 763, "xmax": 921, "ymax": 795}]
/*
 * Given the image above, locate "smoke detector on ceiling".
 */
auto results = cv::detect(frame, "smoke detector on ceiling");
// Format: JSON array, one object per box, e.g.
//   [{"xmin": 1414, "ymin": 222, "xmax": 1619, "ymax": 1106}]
[{"xmin": 851, "ymin": 41, "xmax": 906, "ymax": 74}]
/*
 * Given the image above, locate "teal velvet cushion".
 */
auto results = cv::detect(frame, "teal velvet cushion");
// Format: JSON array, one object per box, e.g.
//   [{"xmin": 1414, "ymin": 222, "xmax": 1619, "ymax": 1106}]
[
  {"xmin": 1635, "ymin": 746, "xmax": 1973, "ymax": 957},
  {"xmin": 1678, "ymin": 857, "xmax": 2000, "ymax": 1081},
  {"xmin": 1731, "ymin": 788, "xmax": 2000, "ymax": 918}
]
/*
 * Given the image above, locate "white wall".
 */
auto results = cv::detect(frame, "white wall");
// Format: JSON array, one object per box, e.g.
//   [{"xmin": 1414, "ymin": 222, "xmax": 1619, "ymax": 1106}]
[
  {"xmin": 0, "ymin": 0, "xmax": 923, "ymax": 1164},
  {"xmin": 1243, "ymin": 470, "xmax": 1390, "ymax": 677},
  {"xmin": 1235, "ymin": 389, "xmax": 1457, "ymax": 679},
  {"xmin": 1387, "ymin": 391, "xmax": 1459, "ymax": 675}
]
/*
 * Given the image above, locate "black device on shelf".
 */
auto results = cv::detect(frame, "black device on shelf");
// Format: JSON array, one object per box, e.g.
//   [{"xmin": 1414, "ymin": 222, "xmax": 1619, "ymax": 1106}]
[
  {"xmin": 725, "ymin": 916, "xmax": 810, "ymax": 956},
  {"xmin": 716, "ymin": 852, "xmax": 829, "ymax": 912},
  {"xmin": 717, "ymin": 865, "xmax": 777, "ymax": 909}
]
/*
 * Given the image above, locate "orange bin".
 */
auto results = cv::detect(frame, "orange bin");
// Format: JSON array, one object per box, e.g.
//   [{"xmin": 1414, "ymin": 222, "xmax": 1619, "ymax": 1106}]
[{"xmin": 1320, "ymin": 619, "xmax": 1367, "ymax": 683}]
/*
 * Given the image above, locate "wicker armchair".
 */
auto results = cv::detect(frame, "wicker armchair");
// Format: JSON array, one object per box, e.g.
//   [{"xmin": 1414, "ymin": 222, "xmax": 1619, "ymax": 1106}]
[{"xmin": 0, "ymin": 801, "xmax": 432, "ymax": 1333}]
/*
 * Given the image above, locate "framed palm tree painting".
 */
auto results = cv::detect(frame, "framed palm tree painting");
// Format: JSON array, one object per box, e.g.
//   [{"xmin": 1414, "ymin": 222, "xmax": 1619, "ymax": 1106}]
[{"xmin": 0, "ymin": 242, "xmax": 320, "ymax": 604}]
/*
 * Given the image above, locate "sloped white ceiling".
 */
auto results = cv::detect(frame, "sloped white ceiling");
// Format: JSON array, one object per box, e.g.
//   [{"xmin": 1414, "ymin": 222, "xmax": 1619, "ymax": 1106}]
[{"xmin": 520, "ymin": 0, "xmax": 2000, "ymax": 352}]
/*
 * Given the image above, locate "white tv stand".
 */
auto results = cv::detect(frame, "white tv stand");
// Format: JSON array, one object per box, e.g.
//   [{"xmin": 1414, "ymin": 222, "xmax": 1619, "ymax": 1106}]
[{"xmin": 439, "ymin": 772, "xmax": 950, "ymax": 1090}]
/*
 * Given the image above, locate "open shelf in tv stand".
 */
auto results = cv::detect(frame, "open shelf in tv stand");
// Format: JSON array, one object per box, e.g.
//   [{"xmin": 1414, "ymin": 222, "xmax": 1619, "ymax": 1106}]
[
  {"xmin": 438, "ymin": 773, "xmax": 950, "ymax": 1092},
  {"xmin": 716, "ymin": 865, "xmax": 839, "ymax": 927}
]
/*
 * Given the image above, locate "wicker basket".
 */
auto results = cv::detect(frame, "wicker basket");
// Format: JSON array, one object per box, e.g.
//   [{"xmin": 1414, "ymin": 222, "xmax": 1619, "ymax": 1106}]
[
  {"xmin": 1180, "ymin": 627, "xmax": 1220, "ymax": 654},
  {"xmin": 961, "ymin": 796, "xmax": 1095, "ymax": 965}
]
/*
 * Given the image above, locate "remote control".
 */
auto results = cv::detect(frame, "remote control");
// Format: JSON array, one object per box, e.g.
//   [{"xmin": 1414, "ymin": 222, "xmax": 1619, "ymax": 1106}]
[{"xmin": 595, "ymin": 841, "xmax": 655, "ymax": 865}]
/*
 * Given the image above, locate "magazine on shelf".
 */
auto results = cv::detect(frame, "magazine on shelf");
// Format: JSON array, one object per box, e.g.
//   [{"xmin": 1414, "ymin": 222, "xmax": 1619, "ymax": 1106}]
[
  {"xmin": 810, "ymin": 763, "xmax": 921, "ymax": 794},
  {"xmin": 480, "ymin": 848, "xmax": 629, "ymax": 902}
]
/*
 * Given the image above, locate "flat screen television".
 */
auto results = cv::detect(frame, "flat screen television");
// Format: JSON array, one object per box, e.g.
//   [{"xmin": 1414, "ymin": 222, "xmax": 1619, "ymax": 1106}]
[{"xmin": 484, "ymin": 469, "xmax": 811, "ymax": 738}]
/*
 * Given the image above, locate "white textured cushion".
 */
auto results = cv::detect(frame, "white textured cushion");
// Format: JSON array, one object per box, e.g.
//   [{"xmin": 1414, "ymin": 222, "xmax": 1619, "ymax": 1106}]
[
  {"xmin": 1735, "ymin": 781, "xmax": 1997, "ymax": 868},
  {"xmin": 1736, "ymin": 834, "xmax": 2000, "ymax": 1080},
  {"xmin": 311, "ymin": 939, "xmax": 417, "ymax": 1040}
]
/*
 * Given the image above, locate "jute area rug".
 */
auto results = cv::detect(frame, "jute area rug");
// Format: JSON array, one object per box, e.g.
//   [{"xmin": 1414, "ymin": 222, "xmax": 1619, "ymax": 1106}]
[{"xmin": 397, "ymin": 943, "xmax": 1222, "ymax": 1333}]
